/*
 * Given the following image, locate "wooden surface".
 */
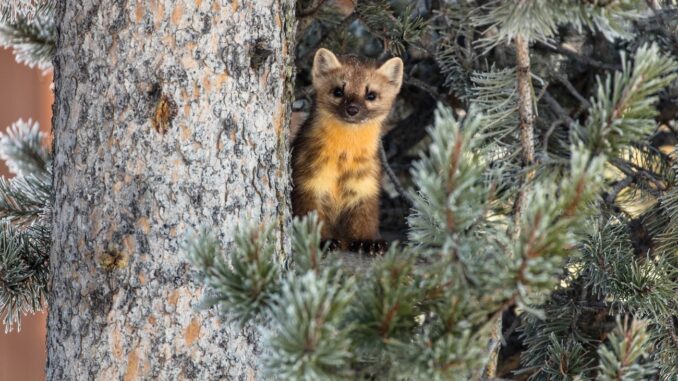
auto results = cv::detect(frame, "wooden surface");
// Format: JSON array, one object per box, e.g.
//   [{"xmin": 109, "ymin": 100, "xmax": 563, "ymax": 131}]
[{"xmin": 46, "ymin": 1, "xmax": 294, "ymax": 379}]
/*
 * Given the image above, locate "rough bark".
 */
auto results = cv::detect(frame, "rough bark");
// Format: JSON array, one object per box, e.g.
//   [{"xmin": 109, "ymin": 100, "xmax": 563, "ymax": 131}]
[
  {"xmin": 485, "ymin": 34, "xmax": 536, "ymax": 379},
  {"xmin": 47, "ymin": 1, "xmax": 294, "ymax": 380},
  {"xmin": 513, "ymin": 34, "xmax": 536, "ymax": 233},
  {"xmin": 515, "ymin": 35, "xmax": 535, "ymax": 173},
  {"xmin": 482, "ymin": 32, "xmax": 537, "ymax": 379}
]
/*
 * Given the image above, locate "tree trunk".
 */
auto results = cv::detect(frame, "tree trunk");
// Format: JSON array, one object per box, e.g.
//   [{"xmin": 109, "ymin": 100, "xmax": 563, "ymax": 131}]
[{"xmin": 47, "ymin": 1, "xmax": 294, "ymax": 379}]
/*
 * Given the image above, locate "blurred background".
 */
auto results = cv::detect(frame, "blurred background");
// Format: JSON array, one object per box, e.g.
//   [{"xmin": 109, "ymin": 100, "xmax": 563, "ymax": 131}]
[{"xmin": 0, "ymin": 47, "xmax": 52, "ymax": 381}]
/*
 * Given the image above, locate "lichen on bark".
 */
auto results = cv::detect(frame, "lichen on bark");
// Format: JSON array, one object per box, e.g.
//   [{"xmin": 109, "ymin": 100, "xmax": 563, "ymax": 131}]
[{"xmin": 48, "ymin": 1, "xmax": 295, "ymax": 379}]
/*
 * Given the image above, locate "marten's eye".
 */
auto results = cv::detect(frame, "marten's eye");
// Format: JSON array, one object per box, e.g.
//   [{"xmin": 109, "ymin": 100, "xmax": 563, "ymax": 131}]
[
  {"xmin": 333, "ymin": 87, "xmax": 344, "ymax": 97},
  {"xmin": 366, "ymin": 91, "xmax": 377, "ymax": 101}
]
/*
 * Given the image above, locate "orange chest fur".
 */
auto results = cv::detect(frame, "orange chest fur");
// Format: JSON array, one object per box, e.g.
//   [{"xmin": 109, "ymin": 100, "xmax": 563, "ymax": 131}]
[{"xmin": 301, "ymin": 118, "xmax": 382, "ymax": 210}]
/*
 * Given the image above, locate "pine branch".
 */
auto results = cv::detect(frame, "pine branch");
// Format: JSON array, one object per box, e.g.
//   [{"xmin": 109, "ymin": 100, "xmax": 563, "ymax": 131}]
[
  {"xmin": 0, "ymin": 0, "xmax": 48, "ymax": 22},
  {"xmin": 379, "ymin": 141, "xmax": 413, "ymax": 206},
  {"xmin": 0, "ymin": 1, "xmax": 55, "ymax": 70},
  {"xmin": 489, "ymin": 35, "xmax": 537, "ymax": 377},
  {"xmin": 262, "ymin": 269, "xmax": 355, "ymax": 381},
  {"xmin": 553, "ymin": 0, "xmax": 643, "ymax": 42},
  {"xmin": 355, "ymin": 0, "xmax": 427, "ymax": 56},
  {"xmin": 296, "ymin": 12, "xmax": 358, "ymax": 65},
  {"xmin": 534, "ymin": 42, "xmax": 622, "ymax": 71},
  {"xmin": 509, "ymin": 145, "xmax": 606, "ymax": 317},
  {"xmin": 469, "ymin": 67, "xmax": 519, "ymax": 147},
  {"xmin": 186, "ymin": 225, "xmax": 281, "ymax": 326},
  {"xmin": 0, "ymin": 222, "xmax": 48, "ymax": 333},
  {"xmin": 407, "ymin": 106, "xmax": 492, "ymax": 248},
  {"xmin": 518, "ymin": 287, "xmax": 607, "ymax": 380},
  {"xmin": 291, "ymin": 213, "xmax": 325, "ymax": 273},
  {"xmin": 0, "ymin": 174, "xmax": 51, "ymax": 228},
  {"xmin": 578, "ymin": 43, "xmax": 678, "ymax": 157},
  {"xmin": 596, "ymin": 318, "xmax": 656, "ymax": 381},
  {"xmin": 192, "ymin": 3, "xmax": 678, "ymax": 378},
  {"xmin": 0, "ymin": 119, "xmax": 51, "ymax": 333},
  {"xmin": 346, "ymin": 249, "xmax": 420, "ymax": 356},
  {"xmin": 472, "ymin": 0, "xmax": 642, "ymax": 53},
  {"xmin": 471, "ymin": 0, "xmax": 559, "ymax": 52},
  {"xmin": 656, "ymin": 160, "xmax": 678, "ymax": 254},
  {"xmin": 0, "ymin": 119, "xmax": 49, "ymax": 177}
]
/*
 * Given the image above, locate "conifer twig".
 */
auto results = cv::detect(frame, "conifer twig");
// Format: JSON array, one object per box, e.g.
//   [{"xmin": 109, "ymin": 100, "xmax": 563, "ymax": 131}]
[
  {"xmin": 557, "ymin": 75, "xmax": 591, "ymax": 109},
  {"xmin": 533, "ymin": 42, "xmax": 621, "ymax": 71},
  {"xmin": 542, "ymin": 92, "xmax": 575, "ymax": 125},
  {"xmin": 404, "ymin": 76, "xmax": 446, "ymax": 104},
  {"xmin": 379, "ymin": 141, "xmax": 413, "ymax": 206},
  {"xmin": 298, "ymin": 12, "xmax": 358, "ymax": 64},
  {"xmin": 487, "ymin": 32, "xmax": 536, "ymax": 380},
  {"xmin": 606, "ymin": 175, "xmax": 635, "ymax": 205}
]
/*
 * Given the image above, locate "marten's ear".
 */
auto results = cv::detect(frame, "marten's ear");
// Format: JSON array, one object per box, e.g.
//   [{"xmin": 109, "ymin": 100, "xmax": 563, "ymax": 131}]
[
  {"xmin": 377, "ymin": 57, "xmax": 404, "ymax": 90},
  {"xmin": 312, "ymin": 48, "xmax": 342, "ymax": 81}
]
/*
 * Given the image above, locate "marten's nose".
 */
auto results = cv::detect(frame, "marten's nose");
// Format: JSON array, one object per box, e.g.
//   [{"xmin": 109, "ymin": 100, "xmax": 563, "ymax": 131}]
[{"xmin": 346, "ymin": 105, "xmax": 359, "ymax": 116}]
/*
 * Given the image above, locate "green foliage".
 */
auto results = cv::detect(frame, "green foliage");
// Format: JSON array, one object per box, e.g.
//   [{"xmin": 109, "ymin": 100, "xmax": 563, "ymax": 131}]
[
  {"xmin": 468, "ymin": 67, "xmax": 518, "ymax": 147},
  {"xmin": 0, "ymin": 174, "xmax": 50, "ymax": 228},
  {"xmin": 553, "ymin": 0, "xmax": 642, "ymax": 42},
  {"xmin": 354, "ymin": 0, "xmax": 426, "ymax": 56},
  {"xmin": 519, "ymin": 42, "xmax": 678, "ymax": 380},
  {"xmin": 543, "ymin": 334, "xmax": 595, "ymax": 379},
  {"xmin": 656, "ymin": 155, "xmax": 678, "ymax": 254},
  {"xmin": 290, "ymin": 212, "xmax": 325, "ymax": 273},
  {"xmin": 187, "ymin": 225, "xmax": 280, "ymax": 326},
  {"xmin": 1, "ymin": 0, "xmax": 676, "ymax": 379},
  {"xmin": 471, "ymin": 0, "xmax": 642, "ymax": 51},
  {"xmin": 262, "ymin": 269, "xmax": 355, "ymax": 381},
  {"xmin": 519, "ymin": 296, "xmax": 602, "ymax": 380},
  {"xmin": 347, "ymin": 248, "xmax": 419, "ymax": 356},
  {"xmin": 0, "ymin": 0, "xmax": 47, "ymax": 22},
  {"xmin": 189, "ymin": 106, "xmax": 609, "ymax": 379},
  {"xmin": 190, "ymin": 2, "xmax": 678, "ymax": 373},
  {"xmin": 0, "ymin": 120, "xmax": 51, "ymax": 229},
  {"xmin": 578, "ymin": 44, "xmax": 678, "ymax": 157},
  {"xmin": 0, "ymin": 119, "xmax": 49, "ymax": 176},
  {"xmin": 0, "ymin": 1, "xmax": 55, "ymax": 70},
  {"xmin": 0, "ymin": 120, "xmax": 51, "ymax": 332},
  {"xmin": 408, "ymin": 106, "xmax": 490, "ymax": 247},
  {"xmin": 399, "ymin": 327, "xmax": 486, "ymax": 381},
  {"xmin": 512, "ymin": 145, "xmax": 605, "ymax": 310},
  {"xmin": 596, "ymin": 318, "xmax": 656, "ymax": 381},
  {"xmin": 0, "ymin": 222, "xmax": 47, "ymax": 333}
]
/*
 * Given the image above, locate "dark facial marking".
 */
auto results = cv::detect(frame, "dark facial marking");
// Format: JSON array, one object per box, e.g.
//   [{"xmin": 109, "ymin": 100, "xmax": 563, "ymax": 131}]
[
  {"xmin": 333, "ymin": 86, "xmax": 344, "ymax": 98},
  {"xmin": 365, "ymin": 89, "xmax": 377, "ymax": 101}
]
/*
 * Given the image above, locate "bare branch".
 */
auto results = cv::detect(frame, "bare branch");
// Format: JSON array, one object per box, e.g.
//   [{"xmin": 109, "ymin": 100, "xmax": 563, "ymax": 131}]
[
  {"xmin": 379, "ymin": 141, "xmax": 414, "ymax": 206},
  {"xmin": 514, "ymin": 35, "xmax": 536, "ymax": 226},
  {"xmin": 557, "ymin": 75, "xmax": 591, "ymax": 109},
  {"xmin": 534, "ymin": 42, "xmax": 621, "ymax": 71}
]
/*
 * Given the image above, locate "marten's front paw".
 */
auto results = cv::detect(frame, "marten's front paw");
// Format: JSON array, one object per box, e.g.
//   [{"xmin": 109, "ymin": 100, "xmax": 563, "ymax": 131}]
[
  {"xmin": 321, "ymin": 239, "xmax": 343, "ymax": 251},
  {"xmin": 348, "ymin": 239, "xmax": 388, "ymax": 255},
  {"xmin": 322, "ymin": 239, "xmax": 388, "ymax": 254}
]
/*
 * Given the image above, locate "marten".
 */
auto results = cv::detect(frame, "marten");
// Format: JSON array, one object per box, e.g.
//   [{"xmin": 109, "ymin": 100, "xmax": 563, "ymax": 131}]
[{"xmin": 291, "ymin": 48, "xmax": 404, "ymax": 250}]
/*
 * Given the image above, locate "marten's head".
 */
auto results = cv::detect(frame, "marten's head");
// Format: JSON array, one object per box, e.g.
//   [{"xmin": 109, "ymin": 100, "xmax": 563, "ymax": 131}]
[{"xmin": 311, "ymin": 48, "xmax": 403, "ymax": 125}]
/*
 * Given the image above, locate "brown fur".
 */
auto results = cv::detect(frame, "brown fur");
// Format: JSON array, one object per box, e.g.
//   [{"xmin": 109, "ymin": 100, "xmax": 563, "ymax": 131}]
[{"xmin": 292, "ymin": 49, "xmax": 403, "ymax": 243}]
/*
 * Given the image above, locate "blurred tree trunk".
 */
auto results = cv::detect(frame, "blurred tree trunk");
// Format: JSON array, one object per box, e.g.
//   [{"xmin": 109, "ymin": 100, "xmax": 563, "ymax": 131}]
[{"xmin": 47, "ymin": 1, "xmax": 294, "ymax": 379}]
